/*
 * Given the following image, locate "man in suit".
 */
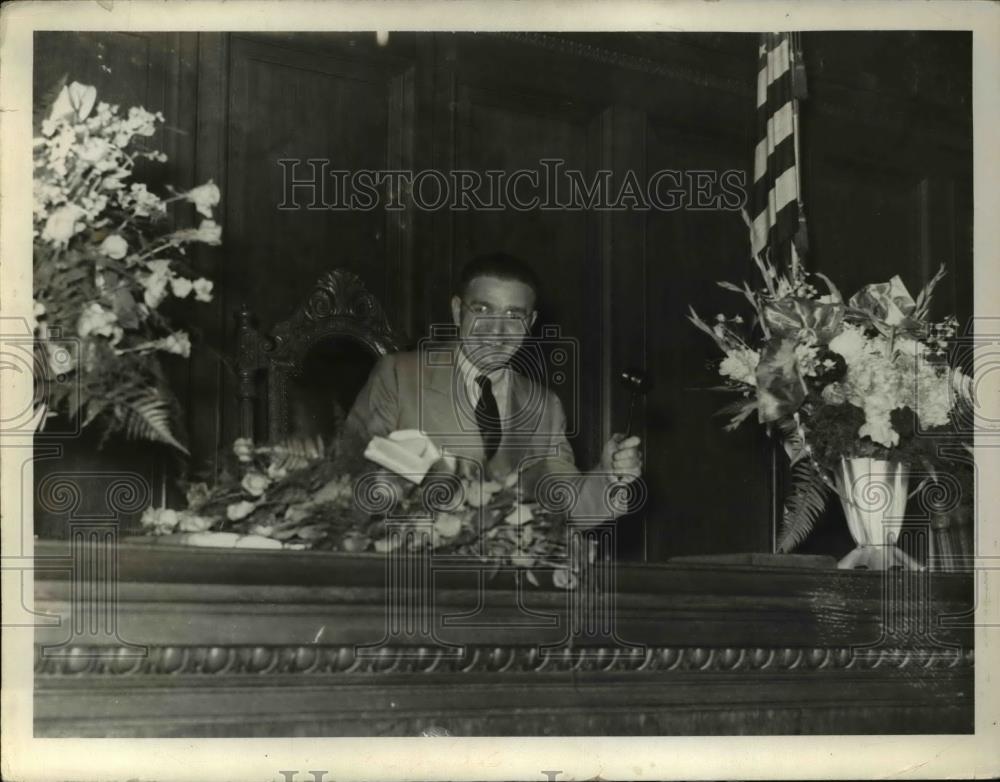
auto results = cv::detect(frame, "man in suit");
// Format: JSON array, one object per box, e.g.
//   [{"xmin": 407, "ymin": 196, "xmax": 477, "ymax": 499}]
[{"xmin": 343, "ymin": 252, "xmax": 642, "ymax": 521}]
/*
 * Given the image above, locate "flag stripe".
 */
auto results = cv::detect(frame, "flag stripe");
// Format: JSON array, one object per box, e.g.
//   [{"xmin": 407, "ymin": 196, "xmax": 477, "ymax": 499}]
[
  {"xmin": 750, "ymin": 31, "xmax": 805, "ymax": 260},
  {"xmin": 753, "ymin": 102, "xmax": 794, "ymax": 183}
]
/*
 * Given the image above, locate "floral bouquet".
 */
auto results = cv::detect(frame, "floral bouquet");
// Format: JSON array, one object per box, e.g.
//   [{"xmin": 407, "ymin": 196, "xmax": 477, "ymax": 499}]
[
  {"xmin": 140, "ymin": 432, "xmax": 582, "ymax": 588},
  {"xmin": 33, "ymin": 80, "xmax": 221, "ymax": 452},
  {"xmin": 689, "ymin": 251, "xmax": 973, "ymax": 553}
]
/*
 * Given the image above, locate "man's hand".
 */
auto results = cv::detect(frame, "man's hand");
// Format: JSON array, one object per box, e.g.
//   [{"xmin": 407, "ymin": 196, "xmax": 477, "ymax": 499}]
[{"xmin": 600, "ymin": 433, "xmax": 642, "ymax": 484}]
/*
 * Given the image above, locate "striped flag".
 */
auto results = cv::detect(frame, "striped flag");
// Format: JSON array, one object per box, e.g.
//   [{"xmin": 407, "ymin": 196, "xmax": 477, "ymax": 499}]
[{"xmin": 750, "ymin": 32, "xmax": 809, "ymax": 265}]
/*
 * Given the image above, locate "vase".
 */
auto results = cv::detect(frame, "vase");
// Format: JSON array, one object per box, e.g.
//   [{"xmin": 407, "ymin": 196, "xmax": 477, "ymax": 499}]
[{"xmin": 834, "ymin": 457, "xmax": 923, "ymax": 570}]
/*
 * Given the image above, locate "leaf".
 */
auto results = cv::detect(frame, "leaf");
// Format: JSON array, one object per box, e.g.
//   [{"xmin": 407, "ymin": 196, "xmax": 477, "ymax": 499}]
[
  {"xmin": 722, "ymin": 399, "xmax": 758, "ymax": 432},
  {"xmin": 111, "ymin": 288, "xmax": 140, "ymax": 329},
  {"xmin": 914, "ymin": 264, "xmax": 947, "ymax": 322},
  {"xmin": 814, "ymin": 272, "xmax": 843, "ymax": 303},
  {"xmin": 776, "ymin": 460, "xmax": 830, "ymax": 553},
  {"xmin": 112, "ymin": 388, "xmax": 190, "ymax": 455}
]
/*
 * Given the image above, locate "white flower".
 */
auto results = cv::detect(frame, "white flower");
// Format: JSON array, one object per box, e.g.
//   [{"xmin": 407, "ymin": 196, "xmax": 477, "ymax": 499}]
[
  {"xmin": 170, "ymin": 276, "xmax": 193, "ymax": 298},
  {"xmin": 146, "ymin": 258, "xmax": 172, "ymax": 275},
  {"xmin": 340, "ymin": 532, "xmax": 370, "ymax": 553},
  {"xmin": 48, "ymin": 81, "xmax": 98, "ymax": 123},
  {"xmin": 41, "ymin": 203, "xmax": 86, "ymax": 246},
  {"xmin": 77, "ymin": 137, "xmax": 114, "ymax": 165},
  {"xmin": 465, "ymin": 479, "xmax": 501, "ymax": 508},
  {"xmin": 125, "ymin": 183, "xmax": 165, "ymax": 218},
  {"xmin": 374, "ymin": 535, "xmax": 402, "ymax": 553},
  {"xmin": 433, "ymin": 512, "xmax": 464, "ymax": 539},
  {"xmin": 192, "ymin": 278, "xmax": 214, "ymax": 303},
  {"xmin": 266, "ymin": 462, "xmax": 288, "ymax": 481},
  {"xmin": 155, "ymin": 331, "xmax": 191, "ymax": 358},
  {"xmin": 284, "ymin": 505, "xmax": 311, "ymax": 524},
  {"xmin": 140, "ymin": 506, "xmax": 179, "ymax": 534},
  {"xmin": 828, "ymin": 325, "xmax": 867, "ymax": 362},
  {"xmin": 241, "ymin": 470, "xmax": 270, "ymax": 497},
  {"xmin": 77, "ymin": 302, "xmax": 120, "ymax": 342},
  {"xmin": 174, "ymin": 219, "xmax": 222, "ymax": 245},
  {"xmin": 226, "ymin": 500, "xmax": 256, "ymax": 521},
  {"xmin": 127, "ymin": 105, "xmax": 160, "ymax": 137},
  {"xmin": 194, "ymin": 219, "xmax": 222, "ymax": 245},
  {"xmin": 894, "ymin": 337, "xmax": 925, "ymax": 359},
  {"xmin": 101, "ymin": 173, "xmax": 126, "ymax": 191},
  {"xmin": 185, "ymin": 180, "xmax": 221, "ymax": 219},
  {"xmin": 794, "ymin": 341, "xmax": 821, "ymax": 378},
  {"xmin": 719, "ymin": 347, "xmax": 760, "ymax": 387},
  {"xmin": 177, "ymin": 511, "xmax": 215, "ymax": 533},
  {"xmin": 232, "ymin": 437, "xmax": 255, "ymax": 463},
  {"xmin": 859, "ymin": 411, "xmax": 899, "ymax": 448},
  {"xmin": 504, "ymin": 504, "xmax": 534, "ymax": 526},
  {"xmin": 247, "ymin": 522, "xmax": 275, "ymax": 538},
  {"xmin": 98, "ymin": 234, "xmax": 128, "ymax": 259},
  {"xmin": 140, "ymin": 260, "xmax": 172, "ymax": 308},
  {"xmin": 915, "ymin": 364, "xmax": 954, "ymax": 429}
]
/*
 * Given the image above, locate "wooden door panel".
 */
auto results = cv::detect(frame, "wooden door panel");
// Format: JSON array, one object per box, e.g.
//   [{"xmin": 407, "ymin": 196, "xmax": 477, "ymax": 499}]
[{"xmin": 643, "ymin": 118, "xmax": 771, "ymax": 558}]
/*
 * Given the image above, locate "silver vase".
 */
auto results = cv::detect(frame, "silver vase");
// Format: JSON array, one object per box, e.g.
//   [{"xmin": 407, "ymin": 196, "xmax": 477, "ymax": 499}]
[{"xmin": 834, "ymin": 457, "xmax": 923, "ymax": 570}]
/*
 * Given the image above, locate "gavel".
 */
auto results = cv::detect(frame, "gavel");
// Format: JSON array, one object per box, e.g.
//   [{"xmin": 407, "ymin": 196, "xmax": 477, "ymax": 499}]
[{"xmin": 620, "ymin": 368, "xmax": 652, "ymax": 438}]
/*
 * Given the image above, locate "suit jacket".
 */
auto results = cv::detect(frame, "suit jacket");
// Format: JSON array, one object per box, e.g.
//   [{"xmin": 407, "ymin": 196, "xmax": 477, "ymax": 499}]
[{"xmin": 343, "ymin": 344, "xmax": 618, "ymax": 521}]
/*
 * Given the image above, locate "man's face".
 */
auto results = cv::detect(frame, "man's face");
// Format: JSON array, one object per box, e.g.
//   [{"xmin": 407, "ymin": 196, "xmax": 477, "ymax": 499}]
[{"xmin": 451, "ymin": 275, "xmax": 538, "ymax": 370}]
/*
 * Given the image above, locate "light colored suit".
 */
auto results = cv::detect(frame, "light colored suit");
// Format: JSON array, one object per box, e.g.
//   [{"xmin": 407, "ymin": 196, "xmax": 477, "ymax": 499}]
[{"xmin": 344, "ymin": 345, "xmax": 619, "ymax": 521}]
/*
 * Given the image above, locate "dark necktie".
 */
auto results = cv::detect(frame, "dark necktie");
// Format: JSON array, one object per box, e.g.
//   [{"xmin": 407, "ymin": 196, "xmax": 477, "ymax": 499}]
[{"xmin": 474, "ymin": 375, "xmax": 502, "ymax": 460}]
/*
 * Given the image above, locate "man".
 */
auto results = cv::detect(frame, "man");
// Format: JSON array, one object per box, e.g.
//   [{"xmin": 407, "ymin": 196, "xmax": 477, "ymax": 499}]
[{"xmin": 344, "ymin": 252, "xmax": 641, "ymax": 521}]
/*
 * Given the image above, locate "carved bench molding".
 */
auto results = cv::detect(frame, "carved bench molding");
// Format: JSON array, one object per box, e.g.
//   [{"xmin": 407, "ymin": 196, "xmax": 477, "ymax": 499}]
[{"xmin": 35, "ymin": 644, "xmax": 974, "ymax": 677}]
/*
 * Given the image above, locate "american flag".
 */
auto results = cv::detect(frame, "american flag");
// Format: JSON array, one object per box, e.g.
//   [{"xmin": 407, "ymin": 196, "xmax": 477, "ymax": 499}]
[{"xmin": 750, "ymin": 32, "xmax": 809, "ymax": 265}]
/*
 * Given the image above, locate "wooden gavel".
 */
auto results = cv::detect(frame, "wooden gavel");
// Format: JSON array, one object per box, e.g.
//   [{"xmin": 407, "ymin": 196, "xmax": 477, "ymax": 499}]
[{"xmin": 620, "ymin": 368, "xmax": 652, "ymax": 438}]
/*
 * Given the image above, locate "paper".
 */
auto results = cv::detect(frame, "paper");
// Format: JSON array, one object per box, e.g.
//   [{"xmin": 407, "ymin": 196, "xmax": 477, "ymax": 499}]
[{"xmin": 363, "ymin": 429, "xmax": 443, "ymax": 484}]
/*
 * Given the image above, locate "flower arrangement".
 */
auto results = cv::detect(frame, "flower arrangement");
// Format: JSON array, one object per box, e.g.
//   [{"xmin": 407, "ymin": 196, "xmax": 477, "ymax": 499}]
[
  {"xmin": 33, "ymin": 80, "xmax": 221, "ymax": 452},
  {"xmin": 140, "ymin": 434, "xmax": 583, "ymax": 588},
  {"xmin": 689, "ymin": 251, "xmax": 973, "ymax": 552}
]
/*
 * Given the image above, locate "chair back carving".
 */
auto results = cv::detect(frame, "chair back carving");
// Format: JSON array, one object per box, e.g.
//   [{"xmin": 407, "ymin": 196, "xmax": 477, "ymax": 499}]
[{"xmin": 236, "ymin": 269, "xmax": 403, "ymax": 445}]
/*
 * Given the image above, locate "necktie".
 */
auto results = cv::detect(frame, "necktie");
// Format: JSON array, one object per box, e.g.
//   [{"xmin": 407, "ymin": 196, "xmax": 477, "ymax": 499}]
[{"xmin": 474, "ymin": 375, "xmax": 502, "ymax": 460}]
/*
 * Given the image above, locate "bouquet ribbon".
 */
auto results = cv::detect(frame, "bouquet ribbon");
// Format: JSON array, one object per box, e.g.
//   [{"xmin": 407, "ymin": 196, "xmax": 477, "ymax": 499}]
[
  {"xmin": 847, "ymin": 275, "xmax": 925, "ymax": 335},
  {"xmin": 762, "ymin": 298, "xmax": 844, "ymax": 343}
]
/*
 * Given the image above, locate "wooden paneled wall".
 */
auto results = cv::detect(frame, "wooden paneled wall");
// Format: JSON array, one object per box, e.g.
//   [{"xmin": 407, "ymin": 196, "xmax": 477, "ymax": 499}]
[{"xmin": 33, "ymin": 31, "xmax": 972, "ymax": 560}]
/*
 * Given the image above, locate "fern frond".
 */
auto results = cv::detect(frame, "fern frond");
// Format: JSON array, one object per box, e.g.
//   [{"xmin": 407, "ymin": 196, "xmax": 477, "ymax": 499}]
[
  {"xmin": 776, "ymin": 460, "xmax": 830, "ymax": 553},
  {"xmin": 111, "ymin": 388, "xmax": 189, "ymax": 455},
  {"xmin": 266, "ymin": 435, "xmax": 325, "ymax": 473}
]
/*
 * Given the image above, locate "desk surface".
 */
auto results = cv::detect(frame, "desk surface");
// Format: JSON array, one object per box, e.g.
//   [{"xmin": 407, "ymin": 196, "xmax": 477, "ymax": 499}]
[{"xmin": 31, "ymin": 539, "xmax": 975, "ymax": 736}]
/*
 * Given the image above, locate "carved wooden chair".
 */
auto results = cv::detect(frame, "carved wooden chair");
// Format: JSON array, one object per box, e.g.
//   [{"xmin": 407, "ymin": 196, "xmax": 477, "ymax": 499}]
[{"xmin": 235, "ymin": 269, "xmax": 403, "ymax": 448}]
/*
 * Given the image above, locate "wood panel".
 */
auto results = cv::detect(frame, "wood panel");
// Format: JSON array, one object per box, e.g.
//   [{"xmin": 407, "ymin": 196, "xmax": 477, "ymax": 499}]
[
  {"xmin": 221, "ymin": 34, "xmax": 417, "ymax": 449},
  {"xmin": 642, "ymin": 117, "xmax": 771, "ymax": 559}
]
